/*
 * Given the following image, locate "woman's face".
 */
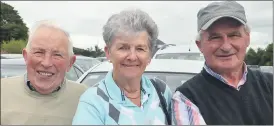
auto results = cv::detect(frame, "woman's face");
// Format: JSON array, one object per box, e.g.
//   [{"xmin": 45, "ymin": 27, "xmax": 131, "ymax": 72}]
[{"xmin": 105, "ymin": 31, "xmax": 152, "ymax": 80}]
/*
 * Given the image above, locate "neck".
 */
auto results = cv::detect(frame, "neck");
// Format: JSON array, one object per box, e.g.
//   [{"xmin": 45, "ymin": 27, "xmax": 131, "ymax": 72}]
[
  {"xmin": 29, "ymin": 80, "xmax": 64, "ymax": 95},
  {"xmin": 113, "ymin": 73, "xmax": 141, "ymax": 93},
  {"xmin": 209, "ymin": 63, "xmax": 245, "ymax": 87},
  {"xmin": 221, "ymin": 70, "xmax": 243, "ymax": 87},
  {"xmin": 112, "ymin": 72, "xmax": 142, "ymax": 107}
]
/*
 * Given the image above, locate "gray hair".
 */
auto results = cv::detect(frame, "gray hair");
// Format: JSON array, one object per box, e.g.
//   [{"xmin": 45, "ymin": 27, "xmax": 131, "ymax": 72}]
[
  {"xmin": 102, "ymin": 8, "xmax": 158, "ymax": 52},
  {"xmin": 26, "ymin": 20, "xmax": 74, "ymax": 57},
  {"xmin": 195, "ymin": 24, "xmax": 251, "ymax": 41}
]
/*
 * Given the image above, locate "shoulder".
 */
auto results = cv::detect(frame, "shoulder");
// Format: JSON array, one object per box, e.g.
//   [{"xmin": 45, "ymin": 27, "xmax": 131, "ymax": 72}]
[
  {"xmin": 75, "ymin": 82, "xmax": 109, "ymax": 117},
  {"xmin": 1, "ymin": 76, "xmax": 23, "ymax": 84},
  {"xmin": 149, "ymin": 77, "xmax": 173, "ymax": 109},
  {"xmin": 1, "ymin": 76, "xmax": 24, "ymax": 100},
  {"xmin": 79, "ymin": 87, "xmax": 99, "ymax": 103},
  {"xmin": 248, "ymin": 69, "xmax": 273, "ymax": 84},
  {"xmin": 72, "ymin": 83, "xmax": 107, "ymax": 125},
  {"xmin": 249, "ymin": 69, "xmax": 273, "ymax": 79},
  {"xmin": 172, "ymin": 91, "xmax": 200, "ymax": 110},
  {"xmin": 66, "ymin": 80, "xmax": 88, "ymax": 90},
  {"xmin": 248, "ymin": 69, "xmax": 273, "ymax": 90},
  {"xmin": 176, "ymin": 73, "xmax": 204, "ymax": 93},
  {"xmin": 79, "ymin": 80, "xmax": 109, "ymax": 106},
  {"xmin": 1, "ymin": 76, "xmax": 23, "ymax": 89},
  {"xmin": 175, "ymin": 73, "xmax": 207, "ymax": 102},
  {"xmin": 65, "ymin": 80, "xmax": 88, "ymax": 94},
  {"xmin": 150, "ymin": 77, "xmax": 172, "ymax": 96}
]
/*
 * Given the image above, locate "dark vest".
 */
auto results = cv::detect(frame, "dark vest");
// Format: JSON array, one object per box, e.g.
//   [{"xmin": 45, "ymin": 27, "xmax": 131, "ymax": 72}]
[{"xmin": 176, "ymin": 68, "xmax": 273, "ymax": 125}]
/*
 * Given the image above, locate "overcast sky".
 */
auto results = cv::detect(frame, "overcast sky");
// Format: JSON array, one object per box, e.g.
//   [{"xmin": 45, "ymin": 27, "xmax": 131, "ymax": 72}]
[{"xmin": 4, "ymin": 1, "xmax": 273, "ymax": 50}]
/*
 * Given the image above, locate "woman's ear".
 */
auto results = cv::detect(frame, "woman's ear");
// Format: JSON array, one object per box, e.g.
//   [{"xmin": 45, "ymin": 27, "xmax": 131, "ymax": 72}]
[{"xmin": 104, "ymin": 46, "xmax": 111, "ymax": 62}]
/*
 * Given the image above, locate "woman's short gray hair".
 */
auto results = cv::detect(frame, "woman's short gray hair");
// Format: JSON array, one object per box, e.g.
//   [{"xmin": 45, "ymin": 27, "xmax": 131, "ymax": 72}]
[
  {"xmin": 26, "ymin": 20, "xmax": 74, "ymax": 57},
  {"xmin": 102, "ymin": 8, "xmax": 158, "ymax": 52},
  {"xmin": 195, "ymin": 24, "xmax": 251, "ymax": 41}
]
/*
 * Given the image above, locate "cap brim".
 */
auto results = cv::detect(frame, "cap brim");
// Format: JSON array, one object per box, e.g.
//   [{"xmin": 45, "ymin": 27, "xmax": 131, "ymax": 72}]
[{"xmin": 201, "ymin": 15, "xmax": 246, "ymax": 31}]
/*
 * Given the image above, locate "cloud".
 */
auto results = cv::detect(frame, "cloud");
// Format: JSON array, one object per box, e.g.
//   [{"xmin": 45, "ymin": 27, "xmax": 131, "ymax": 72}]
[
  {"xmin": 70, "ymin": 35, "xmax": 105, "ymax": 50},
  {"xmin": 250, "ymin": 31, "xmax": 272, "ymax": 45},
  {"xmin": 3, "ymin": 1, "xmax": 272, "ymax": 49}
]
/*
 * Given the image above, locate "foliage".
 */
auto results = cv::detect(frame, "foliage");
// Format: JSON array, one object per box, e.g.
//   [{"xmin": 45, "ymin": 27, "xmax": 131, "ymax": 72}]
[
  {"xmin": 0, "ymin": 40, "xmax": 105, "ymax": 58},
  {"xmin": 262, "ymin": 43, "xmax": 273, "ymax": 66},
  {"xmin": 73, "ymin": 45, "xmax": 105, "ymax": 57},
  {"xmin": 1, "ymin": 39, "xmax": 27, "ymax": 54},
  {"xmin": 1, "ymin": 2, "xmax": 28, "ymax": 43},
  {"xmin": 245, "ymin": 43, "xmax": 273, "ymax": 66},
  {"xmin": 245, "ymin": 48, "xmax": 258, "ymax": 65},
  {"xmin": 93, "ymin": 45, "xmax": 104, "ymax": 57}
]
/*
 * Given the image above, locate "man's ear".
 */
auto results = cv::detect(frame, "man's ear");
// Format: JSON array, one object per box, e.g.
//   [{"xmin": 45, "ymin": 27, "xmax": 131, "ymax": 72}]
[
  {"xmin": 196, "ymin": 40, "xmax": 203, "ymax": 53},
  {"xmin": 67, "ymin": 55, "xmax": 76, "ymax": 72},
  {"xmin": 22, "ymin": 48, "xmax": 28, "ymax": 63},
  {"xmin": 246, "ymin": 32, "xmax": 250, "ymax": 47}
]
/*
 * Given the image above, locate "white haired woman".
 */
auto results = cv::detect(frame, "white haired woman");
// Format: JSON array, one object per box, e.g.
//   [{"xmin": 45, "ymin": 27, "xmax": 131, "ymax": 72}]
[{"xmin": 72, "ymin": 9, "xmax": 173, "ymax": 125}]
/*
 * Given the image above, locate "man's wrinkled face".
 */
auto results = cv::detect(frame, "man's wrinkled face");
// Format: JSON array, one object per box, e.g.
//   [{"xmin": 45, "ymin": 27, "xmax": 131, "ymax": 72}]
[
  {"xmin": 23, "ymin": 26, "xmax": 75, "ymax": 94},
  {"xmin": 196, "ymin": 18, "xmax": 250, "ymax": 72}
]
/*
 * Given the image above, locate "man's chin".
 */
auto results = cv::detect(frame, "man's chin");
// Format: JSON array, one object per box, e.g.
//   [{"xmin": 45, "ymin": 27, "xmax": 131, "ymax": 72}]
[
  {"xmin": 33, "ymin": 79, "xmax": 58, "ymax": 91},
  {"xmin": 35, "ymin": 84, "xmax": 58, "ymax": 94},
  {"xmin": 216, "ymin": 62, "xmax": 240, "ymax": 70},
  {"xmin": 36, "ymin": 89, "xmax": 54, "ymax": 95}
]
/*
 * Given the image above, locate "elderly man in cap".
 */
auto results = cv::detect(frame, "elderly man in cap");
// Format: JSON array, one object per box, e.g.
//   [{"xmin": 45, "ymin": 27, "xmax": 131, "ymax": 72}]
[
  {"xmin": 173, "ymin": 1, "xmax": 273, "ymax": 125},
  {"xmin": 1, "ymin": 20, "xmax": 87, "ymax": 125}
]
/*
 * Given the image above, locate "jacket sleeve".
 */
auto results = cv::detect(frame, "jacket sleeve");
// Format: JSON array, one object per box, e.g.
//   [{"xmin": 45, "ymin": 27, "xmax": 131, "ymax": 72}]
[{"xmin": 172, "ymin": 91, "xmax": 206, "ymax": 125}]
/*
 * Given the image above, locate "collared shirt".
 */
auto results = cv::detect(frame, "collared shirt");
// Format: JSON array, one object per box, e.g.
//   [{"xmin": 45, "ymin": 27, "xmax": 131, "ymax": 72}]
[
  {"xmin": 172, "ymin": 91, "xmax": 206, "ymax": 125},
  {"xmin": 203, "ymin": 63, "xmax": 248, "ymax": 91},
  {"xmin": 73, "ymin": 70, "xmax": 173, "ymax": 125},
  {"xmin": 24, "ymin": 73, "xmax": 63, "ymax": 93},
  {"xmin": 172, "ymin": 63, "xmax": 248, "ymax": 125}
]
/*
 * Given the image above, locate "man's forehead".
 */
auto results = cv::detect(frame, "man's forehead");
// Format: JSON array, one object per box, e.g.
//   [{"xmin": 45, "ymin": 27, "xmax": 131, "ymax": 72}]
[
  {"xmin": 30, "ymin": 29, "xmax": 69, "ymax": 54},
  {"xmin": 30, "ymin": 27, "xmax": 69, "ymax": 46},
  {"xmin": 206, "ymin": 18, "xmax": 243, "ymax": 31},
  {"xmin": 31, "ymin": 46, "xmax": 66, "ymax": 53}
]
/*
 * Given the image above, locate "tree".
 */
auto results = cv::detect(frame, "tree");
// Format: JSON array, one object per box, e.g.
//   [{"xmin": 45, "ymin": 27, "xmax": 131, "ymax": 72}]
[
  {"xmin": 0, "ymin": 2, "xmax": 28, "ymax": 43},
  {"xmin": 245, "ymin": 43, "xmax": 273, "ymax": 66},
  {"xmin": 262, "ymin": 43, "xmax": 273, "ymax": 66},
  {"xmin": 93, "ymin": 45, "xmax": 104, "ymax": 57},
  {"xmin": 245, "ymin": 48, "xmax": 258, "ymax": 65},
  {"xmin": 256, "ymin": 48, "xmax": 266, "ymax": 66},
  {"xmin": 73, "ymin": 47, "xmax": 92, "ymax": 57},
  {"xmin": 1, "ymin": 39, "xmax": 27, "ymax": 54},
  {"xmin": 73, "ymin": 45, "xmax": 104, "ymax": 57}
]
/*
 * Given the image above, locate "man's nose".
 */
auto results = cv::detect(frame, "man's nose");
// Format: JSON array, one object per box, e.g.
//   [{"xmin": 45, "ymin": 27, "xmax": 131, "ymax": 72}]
[
  {"xmin": 220, "ymin": 36, "xmax": 233, "ymax": 52},
  {"xmin": 41, "ymin": 54, "xmax": 53, "ymax": 68}
]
